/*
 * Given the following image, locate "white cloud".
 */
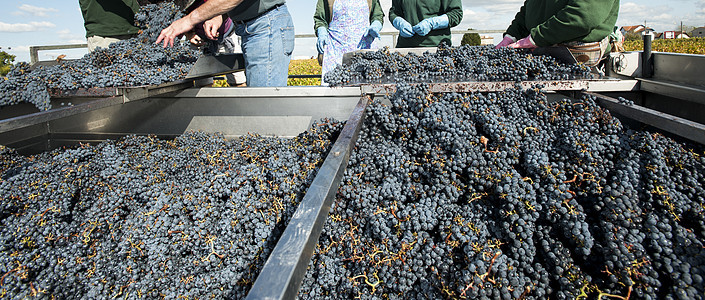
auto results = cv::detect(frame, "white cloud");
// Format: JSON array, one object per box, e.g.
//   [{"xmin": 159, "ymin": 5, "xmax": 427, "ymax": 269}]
[
  {"xmin": 57, "ymin": 29, "xmax": 85, "ymax": 42},
  {"xmin": 17, "ymin": 4, "xmax": 59, "ymax": 17},
  {"xmin": 617, "ymin": 2, "xmax": 682, "ymax": 31},
  {"xmin": 651, "ymin": 14, "xmax": 676, "ymax": 22},
  {"xmin": 458, "ymin": 9, "xmax": 505, "ymax": 30},
  {"xmin": 13, "ymin": 46, "xmax": 30, "ymax": 52},
  {"xmin": 0, "ymin": 21, "xmax": 56, "ymax": 33},
  {"xmin": 697, "ymin": 0, "xmax": 705, "ymax": 14},
  {"xmin": 483, "ymin": 3, "xmax": 524, "ymax": 14},
  {"xmin": 619, "ymin": 2, "xmax": 643, "ymax": 15},
  {"xmin": 3, "ymin": 46, "xmax": 31, "ymax": 63},
  {"xmin": 464, "ymin": 0, "xmax": 523, "ymax": 14}
]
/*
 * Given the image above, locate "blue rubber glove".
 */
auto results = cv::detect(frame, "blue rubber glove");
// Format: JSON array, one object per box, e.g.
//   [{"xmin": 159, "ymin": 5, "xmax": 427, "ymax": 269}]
[
  {"xmin": 392, "ymin": 17, "xmax": 414, "ymax": 38},
  {"xmin": 412, "ymin": 14, "xmax": 449, "ymax": 36},
  {"xmin": 365, "ymin": 20, "xmax": 383, "ymax": 39},
  {"xmin": 317, "ymin": 27, "xmax": 329, "ymax": 54}
]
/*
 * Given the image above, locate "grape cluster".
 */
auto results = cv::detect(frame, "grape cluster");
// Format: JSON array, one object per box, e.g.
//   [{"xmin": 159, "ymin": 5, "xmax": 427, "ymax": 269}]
[
  {"xmin": 0, "ymin": 119, "xmax": 343, "ymax": 299},
  {"xmin": 617, "ymin": 96, "xmax": 635, "ymax": 106},
  {"xmin": 0, "ymin": 1, "xmax": 200, "ymax": 112},
  {"xmin": 323, "ymin": 44, "xmax": 592, "ymax": 86},
  {"xmin": 299, "ymin": 84, "xmax": 705, "ymax": 299}
]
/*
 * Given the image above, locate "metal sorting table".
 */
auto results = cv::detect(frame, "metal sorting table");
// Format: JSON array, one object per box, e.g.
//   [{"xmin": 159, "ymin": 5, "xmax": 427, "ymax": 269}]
[{"xmin": 2, "ymin": 51, "xmax": 705, "ymax": 299}]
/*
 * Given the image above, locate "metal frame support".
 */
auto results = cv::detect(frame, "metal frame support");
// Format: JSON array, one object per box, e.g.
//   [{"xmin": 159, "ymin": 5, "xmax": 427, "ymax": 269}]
[
  {"xmin": 642, "ymin": 32, "xmax": 653, "ymax": 78},
  {"xmin": 246, "ymin": 95, "xmax": 370, "ymax": 300},
  {"xmin": 0, "ymin": 97, "xmax": 123, "ymax": 134},
  {"xmin": 29, "ymin": 44, "xmax": 88, "ymax": 65},
  {"xmin": 585, "ymin": 91, "xmax": 705, "ymax": 145}
]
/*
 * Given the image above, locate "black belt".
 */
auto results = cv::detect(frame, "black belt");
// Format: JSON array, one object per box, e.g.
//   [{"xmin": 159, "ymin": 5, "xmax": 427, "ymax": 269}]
[{"xmin": 233, "ymin": 3, "xmax": 284, "ymax": 25}]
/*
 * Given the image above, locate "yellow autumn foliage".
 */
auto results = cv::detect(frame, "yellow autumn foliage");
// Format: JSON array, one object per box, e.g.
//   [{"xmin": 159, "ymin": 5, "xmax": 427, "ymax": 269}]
[{"xmin": 623, "ymin": 37, "xmax": 705, "ymax": 55}]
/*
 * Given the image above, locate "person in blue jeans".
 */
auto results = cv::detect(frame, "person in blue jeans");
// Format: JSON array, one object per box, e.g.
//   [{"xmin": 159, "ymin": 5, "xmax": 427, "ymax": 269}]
[{"xmin": 156, "ymin": 0, "xmax": 294, "ymax": 87}]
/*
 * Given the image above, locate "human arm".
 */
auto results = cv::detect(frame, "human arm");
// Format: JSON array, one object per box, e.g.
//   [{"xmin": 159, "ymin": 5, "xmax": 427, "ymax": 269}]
[
  {"xmin": 313, "ymin": 0, "xmax": 329, "ymax": 54},
  {"xmin": 187, "ymin": 31, "xmax": 204, "ymax": 46},
  {"xmin": 442, "ymin": 0, "xmax": 463, "ymax": 28},
  {"xmin": 514, "ymin": 0, "xmax": 619, "ymax": 47},
  {"xmin": 412, "ymin": 15, "xmax": 448, "ymax": 36},
  {"xmin": 316, "ymin": 27, "xmax": 329, "ymax": 54},
  {"xmin": 369, "ymin": 0, "xmax": 384, "ymax": 25},
  {"xmin": 313, "ymin": 0, "xmax": 328, "ymax": 33},
  {"xmin": 388, "ymin": 0, "xmax": 402, "ymax": 24},
  {"xmin": 392, "ymin": 17, "xmax": 414, "ymax": 37},
  {"xmin": 79, "ymin": 0, "xmax": 90, "ymax": 19},
  {"xmin": 366, "ymin": 20, "xmax": 383, "ymax": 39},
  {"xmin": 504, "ymin": 3, "xmax": 529, "ymax": 42},
  {"xmin": 156, "ymin": 0, "xmax": 243, "ymax": 47},
  {"xmin": 389, "ymin": 0, "xmax": 413, "ymax": 37},
  {"xmin": 411, "ymin": 0, "xmax": 463, "ymax": 36},
  {"xmin": 506, "ymin": 35, "xmax": 537, "ymax": 49},
  {"xmin": 202, "ymin": 15, "xmax": 224, "ymax": 40},
  {"xmin": 494, "ymin": 35, "xmax": 516, "ymax": 48}
]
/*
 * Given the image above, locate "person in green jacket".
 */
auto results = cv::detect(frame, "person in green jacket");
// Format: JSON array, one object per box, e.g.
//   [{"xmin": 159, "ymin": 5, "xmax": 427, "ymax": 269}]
[
  {"xmin": 314, "ymin": 0, "xmax": 385, "ymax": 84},
  {"xmin": 79, "ymin": 0, "xmax": 141, "ymax": 52},
  {"xmin": 495, "ymin": 0, "xmax": 620, "ymax": 66},
  {"xmin": 388, "ymin": 0, "xmax": 463, "ymax": 48}
]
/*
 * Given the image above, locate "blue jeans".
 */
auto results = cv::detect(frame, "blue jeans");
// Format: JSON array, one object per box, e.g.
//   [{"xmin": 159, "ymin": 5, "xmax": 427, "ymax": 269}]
[{"xmin": 234, "ymin": 5, "xmax": 294, "ymax": 87}]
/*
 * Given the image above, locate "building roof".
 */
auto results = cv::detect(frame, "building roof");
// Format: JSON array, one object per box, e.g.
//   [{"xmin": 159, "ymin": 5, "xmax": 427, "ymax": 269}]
[
  {"xmin": 620, "ymin": 25, "xmax": 655, "ymax": 33},
  {"xmin": 621, "ymin": 25, "xmax": 643, "ymax": 32}
]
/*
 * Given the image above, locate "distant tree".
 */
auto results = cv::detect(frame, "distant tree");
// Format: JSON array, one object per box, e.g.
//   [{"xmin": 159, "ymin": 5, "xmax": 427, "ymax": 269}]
[
  {"xmin": 0, "ymin": 51, "xmax": 15, "ymax": 76},
  {"xmin": 624, "ymin": 31, "xmax": 642, "ymax": 41},
  {"xmin": 674, "ymin": 24, "xmax": 696, "ymax": 33},
  {"xmin": 461, "ymin": 28, "xmax": 481, "ymax": 46}
]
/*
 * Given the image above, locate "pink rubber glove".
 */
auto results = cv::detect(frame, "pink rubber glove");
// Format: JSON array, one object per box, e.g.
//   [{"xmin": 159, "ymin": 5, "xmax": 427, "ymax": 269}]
[
  {"xmin": 507, "ymin": 35, "xmax": 537, "ymax": 49},
  {"xmin": 495, "ymin": 36, "xmax": 515, "ymax": 49}
]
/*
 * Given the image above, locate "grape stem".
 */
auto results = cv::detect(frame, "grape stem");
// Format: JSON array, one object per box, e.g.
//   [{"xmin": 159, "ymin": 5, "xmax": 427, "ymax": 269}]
[
  {"xmin": 460, "ymin": 251, "xmax": 501, "ymax": 298},
  {"xmin": 0, "ymin": 265, "xmax": 24, "ymax": 286}
]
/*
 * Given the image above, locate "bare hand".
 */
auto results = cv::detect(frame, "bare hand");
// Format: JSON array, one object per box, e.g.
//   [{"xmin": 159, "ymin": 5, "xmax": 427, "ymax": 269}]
[
  {"xmin": 187, "ymin": 32, "xmax": 203, "ymax": 47},
  {"xmin": 203, "ymin": 15, "xmax": 224, "ymax": 40},
  {"xmin": 156, "ymin": 17, "xmax": 196, "ymax": 48}
]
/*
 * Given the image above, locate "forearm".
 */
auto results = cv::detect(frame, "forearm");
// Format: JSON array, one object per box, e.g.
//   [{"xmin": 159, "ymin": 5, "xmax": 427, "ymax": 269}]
[
  {"xmin": 531, "ymin": 0, "xmax": 617, "ymax": 46},
  {"xmin": 505, "ymin": 4, "xmax": 528, "ymax": 40},
  {"xmin": 444, "ymin": 0, "xmax": 463, "ymax": 27},
  {"xmin": 188, "ymin": 0, "xmax": 243, "ymax": 27},
  {"xmin": 388, "ymin": 0, "xmax": 401, "ymax": 22},
  {"xmin": 157, "ymin": 0, "xmax": 244, "ymax": 47},
  {"xmin": 313, "ymin": 0, "xmax": 328, "ymax": 32},
  {"xmin": 314, "ymin": 19, "xmax": 328, "ymax": 32},
  {"xmin": 370, "ymin": 0, "xmax": 384, "ymax": 24}
]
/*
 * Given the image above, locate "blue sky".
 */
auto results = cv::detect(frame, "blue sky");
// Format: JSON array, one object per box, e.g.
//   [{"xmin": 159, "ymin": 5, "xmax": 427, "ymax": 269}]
[{"xmin": 1, "ymin": 0, "xmax": 704, "ymax": 63}]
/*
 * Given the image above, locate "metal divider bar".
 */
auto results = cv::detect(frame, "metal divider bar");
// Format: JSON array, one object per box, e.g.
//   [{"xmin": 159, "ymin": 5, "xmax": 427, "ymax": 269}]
[
  {"xmin": 638, "ymin": 78, "xmax": 705, "ymax": 106},
  {"xmin": 585, "ymin": 91, "xmax": 705, "ymax": 145},
  {"xmin": 29, "ymin": 44, "xmax": 88, "ymax": 65},
  {"xmin": 246, "ymin": 95, "xmax": 370, "ymax": 300},
  {"xmin": 0, "ymin": 96, "xmax": 123, "ymax": 134},
  {"xmin": 360, "ymin": 79, "xmax": 639, "ymax": 94},
  {"xmin": 1, "ymin": 78, "xmax": 216, "ymax": 134}
]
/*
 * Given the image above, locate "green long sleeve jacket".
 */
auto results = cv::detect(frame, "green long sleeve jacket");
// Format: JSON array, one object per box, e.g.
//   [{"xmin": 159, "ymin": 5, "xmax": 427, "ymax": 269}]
[
  {"xmin": 388, "ymin": 0, "xmax": 463, "ymax": 48},
  {"xmin": 505, "ymin": 0, "xmax": 619, "ymax": 47},
  {"xmin": 79, "ymin": 0, "xmax": 140, "ymax": 38},
  {"xmin": 314, "ymin": 0, "xmax": 385, "ymax": 33}
]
